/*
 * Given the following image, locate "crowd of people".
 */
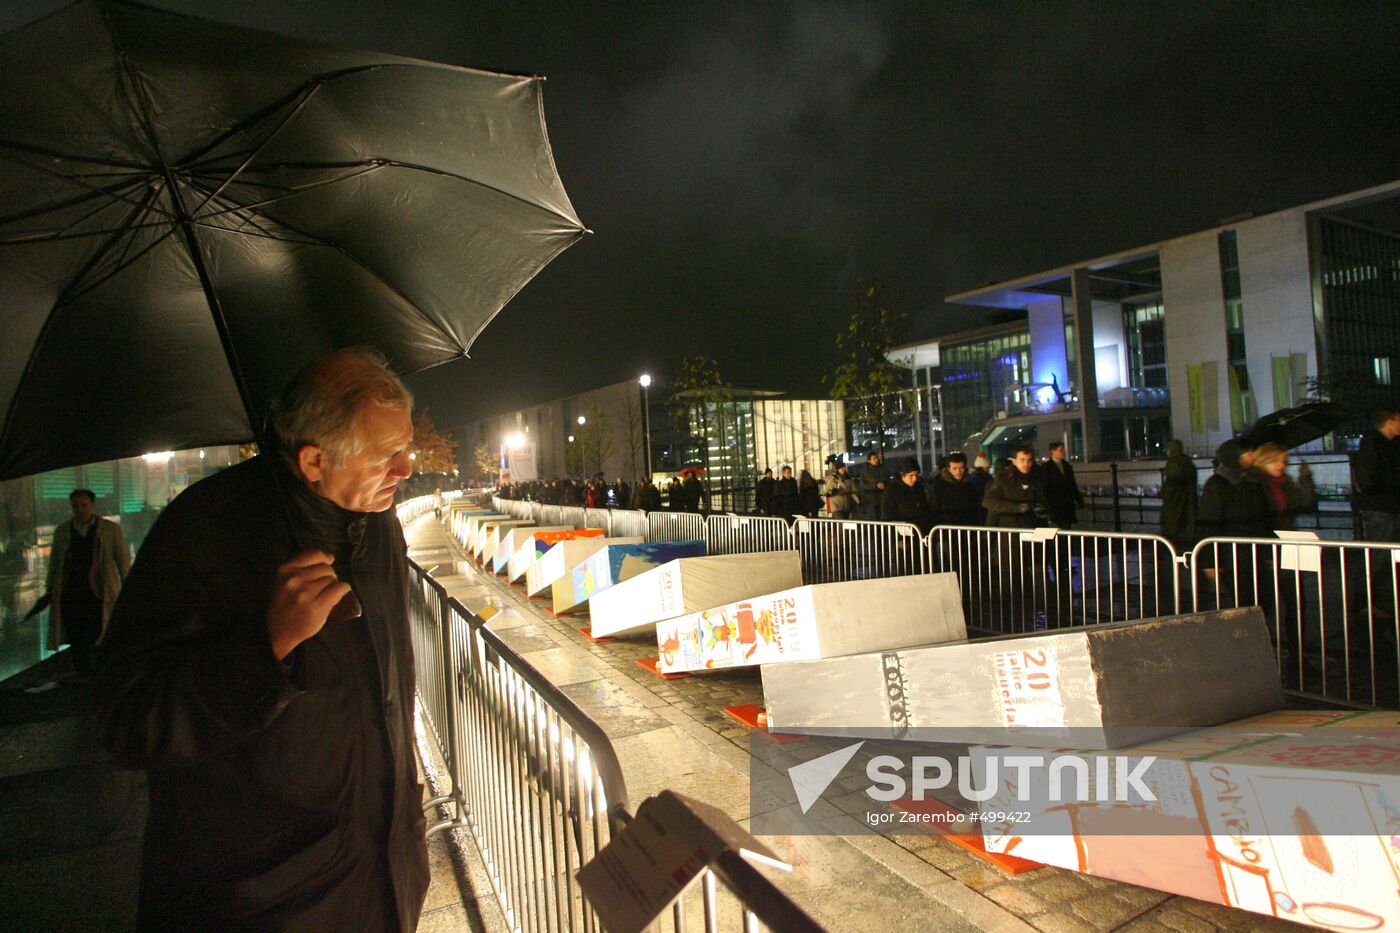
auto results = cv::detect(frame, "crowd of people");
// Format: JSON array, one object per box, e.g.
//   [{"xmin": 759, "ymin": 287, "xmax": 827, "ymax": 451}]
[{"xmin": 489, "ymin": 410, "xmax": 1400, "ymax": 549}]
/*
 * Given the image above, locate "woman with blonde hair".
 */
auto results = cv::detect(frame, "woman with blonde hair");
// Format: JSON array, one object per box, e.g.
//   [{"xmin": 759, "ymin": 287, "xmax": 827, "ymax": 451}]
[{"xmin": 1247, "ymin": 442, "xmax": 1315, "ymax": 531}]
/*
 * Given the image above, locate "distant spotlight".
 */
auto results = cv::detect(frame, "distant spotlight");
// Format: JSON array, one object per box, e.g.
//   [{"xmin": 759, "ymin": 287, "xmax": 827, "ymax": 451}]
[
  {"xmin": 639, "ymin": 374, "xmax": 652, "ymax": 388},
  {"xmin": 408, "ymin": 452, "xmax": 417, "ymax": 461},
  {"xmin": 506, "ymin": 433, "xmax": 526, "ymax": 449},
  {"xmin": 198, "ymin": 449, "xmax": 206, "ymax": 460},
  {"xmin": 567, "ymin": 435, "xmax": 575, "ymax": 443},
  {"xmin": 577, "ymin": 415, "xmax": 586, "ymax": 425},
  {"xmin": 143, "ymin": 451, "xmax": 173, "ymax": 464}
]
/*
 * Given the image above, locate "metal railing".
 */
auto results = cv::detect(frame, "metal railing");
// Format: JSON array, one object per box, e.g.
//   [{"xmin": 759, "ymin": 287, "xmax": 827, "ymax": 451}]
[
  {"xmin": 541, "ymin": 504, "xmax": 566, "ymax": 528},
  {"xmin": 409, "ymin": 561, "xmax": 625, "ymax": 931},
  {"xmin": 402, "ymin": 499, "xmax": 826, "ymax": 931},
  {"xmin": 1189, "ymin": 536, "xmax": 1398, "ymax": 708},
  {"xmin": 559, "ymin": 505, "xmax": 589, "ymax": 530},
  {"xmin": 583, "ymin": 507, "xmax": 612, "ymax": 535},
  {"xmin": 791, "ymin": 517, "xmax": 927, "ymax": 583},
  {"xmin": 484, "ymin": 495, "xmax": 1398, "ymax": 712},
  {"xmin": 648, "ymin": 510, "xmax": 706, "ymax": 543},
  {"xmin": 705, "ymin": 514, "xmax": 793, "ymax": 556},
  {"xmin": 608, "ymin": 508, "xmax": 649, "ymax": 539},
  {"xmin": 928, "ymin": 526, "xmax": 1181, "ymax": 635}
]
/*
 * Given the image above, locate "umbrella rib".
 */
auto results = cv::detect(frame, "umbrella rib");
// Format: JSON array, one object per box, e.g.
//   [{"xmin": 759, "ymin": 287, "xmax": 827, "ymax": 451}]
[
  {"xmin": 117, "ymin": 53, "xmax": 259, "ymax": 427},
  {"xmin": 190, "ymin": 83, "xmax": 324, "ymax": 219},
  {"xmin": 252, "ymin": 209, "xmax": 467, "ymax": 354},
  {"xmin": 185, "ymin": 165, "xmax": 386, "ymax": 220},
  {"xmin": 0, "ymin": 185, "xmax": 167, "ymax": 460},
  {"xmin": 0, "ymin": 150, "xmax": 173, "ymax": 221},
  {"xmin": 0, "ymin": 137, "xmax": 152, "ymax": 171},
  {"xmin": 235, "ymin": 159, "xmax": 585, "ymax": 229},
  {"xmin": 0, "ymin": 176, "xmax": 147, "ymax": 230},
  {"xmin": 184, "ymin": 179, "xmax": 319, "ymax": 242}
]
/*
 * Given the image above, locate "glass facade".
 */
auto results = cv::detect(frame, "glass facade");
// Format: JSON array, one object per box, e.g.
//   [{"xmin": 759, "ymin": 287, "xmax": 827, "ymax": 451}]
[
  {"xmin": 1317, "ymin": 215, "xmax": 1400, "ymax": 437},
  {"xmin": 1218, "ymin": 231, "xmax": 1256, "ymax": 431},
  {"xmin": 1123, "ymin": 301, "xmax": 1168, "ymax": 390},
  {"xmin": 939, "ymin": 328, "xmax": 1032, "ymax": 450},
  {"xmin": 0, "ymin": 447, "xmax": 242, "ymax": 682}
]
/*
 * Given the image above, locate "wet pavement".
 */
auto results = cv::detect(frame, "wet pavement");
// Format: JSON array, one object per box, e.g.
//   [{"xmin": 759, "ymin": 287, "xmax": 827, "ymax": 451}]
[{"xmin": 407, "ymin": 514, "xmax": 1310, "ymax": 933}]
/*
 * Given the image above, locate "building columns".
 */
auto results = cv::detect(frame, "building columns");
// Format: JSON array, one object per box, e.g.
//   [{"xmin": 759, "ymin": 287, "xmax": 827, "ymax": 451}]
[{"xmin": 1070, "ymin": 268, "xmax": 1102, "ymax": 460}]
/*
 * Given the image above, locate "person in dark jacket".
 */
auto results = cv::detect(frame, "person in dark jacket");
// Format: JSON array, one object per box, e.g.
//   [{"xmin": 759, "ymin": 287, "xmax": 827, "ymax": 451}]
[
  {"xmin": 881, "ymin": 458, "xmax": 937, "ymax": 534},
  {"xmin": 634, "ymin": 477, "xmax": 662, "ymax": 511},
  {"xmin": 798, "ymin": 469, "xmax": 822, "ymax": 517},
  {"xmin": 1354, "ymin": 408, "xmax": 1400, "ymax": 543},
  {"xmin": 1197, "ymin": 439, "xmax": 1256, "ymax": 539},
  {"xmin": 928, "ymin": 453, "xmax": 982, "ymax": 526},
  {"xmin": 755, "ymin": 468, "xmax": 776, "ymax": 516},
  {"xmin": 1159, "ymin": 439, "xmax": 1198, "ymax": 548},
  {"xmin": 666, "ymin": 476, "xmax": 683, "ymax": 510},
  {"xmin": 982, "ymin": 446, "xmax": 1043, "ymax": 528},
  {"xmin": 1037, "ymin": 442, "xmax": 1084, "ymax": 529},
  {"xmin": 773, "ymin": 466, "xmax": 800, "ymax": 520},
  {"xmin": 681, "ymin": 473, "xmax": 705, "ymax": 513},
  {"xmin": 857, "ymin": 452, "xmax": 890, "ymax": 518},
  {"xmin": 98, "ymin": 350, "xmax": 429, "ymax": 933}
]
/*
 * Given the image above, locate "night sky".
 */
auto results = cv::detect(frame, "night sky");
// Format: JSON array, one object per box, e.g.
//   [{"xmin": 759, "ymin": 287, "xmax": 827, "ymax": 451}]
[{"xmin": 9, "ymin": 0, "xmax": 1400, "ymax": 430}]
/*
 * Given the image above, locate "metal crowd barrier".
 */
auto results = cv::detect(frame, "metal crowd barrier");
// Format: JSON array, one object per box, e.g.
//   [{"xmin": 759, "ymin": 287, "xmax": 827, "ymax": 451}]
[
  {"xmin": 408, "ymin": 562, "xmax": 626, "ymax": 931},
  {"xmin": 1189, "ymin": 536, "xmax": 1399, "ymax": 708},
  {"xmin": 399, "ymin": 520, "xmax": 824, "ymax": 930},
  {"xmin": 648, "ymin": 510, "xmax": 707, "ymax": 543},
  {"xmin": 531, "ymin": 501, "xmax": 546, "ymax": 524},
  {"xmin": 705, "ymin": 514, "xmax": 793, "ymax": 556},
  {"xmin": 583, "ymin": 507, "xmax": 612, "ymax": 534},
  {"xmin": 609, "ymin": 508, "xmax": 649, "ymax": 539},
  {"xmin": 559, "ymin": 505, "xmax": 588, "ymax": 530},
  {"xmin": 541, "ymin": 504, "xmax": 566, "ymax": 528},
  {"xmin": 791, "ymin": 517, "xmax": 926, "ymax": 583},
  {"xmin": 927, "ymin": 526, "xmax": 1181, "ymax": 636}
]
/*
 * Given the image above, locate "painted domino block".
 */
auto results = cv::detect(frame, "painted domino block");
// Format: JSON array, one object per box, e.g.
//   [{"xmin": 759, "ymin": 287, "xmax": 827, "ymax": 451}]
[
  {"xmin": 553, "ymin": 541, "xmax": 706, "ymax": 616},
  {"xmin": 588, "ymin": 551, "xmax": 802, "ymax": 638},
  {"xmin": 656, "ymin": 572, "xmax": 967, "ymax": 674}
]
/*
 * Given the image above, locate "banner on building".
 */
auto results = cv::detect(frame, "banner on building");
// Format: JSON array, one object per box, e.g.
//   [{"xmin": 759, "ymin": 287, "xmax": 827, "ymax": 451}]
[
  {"xmin": 1187, "ymin": 365, "xmax": 1204, "ymax": 434},
  {"xmin": 507, "ymin": 442, "xmax": 538, "ymax": 482}
]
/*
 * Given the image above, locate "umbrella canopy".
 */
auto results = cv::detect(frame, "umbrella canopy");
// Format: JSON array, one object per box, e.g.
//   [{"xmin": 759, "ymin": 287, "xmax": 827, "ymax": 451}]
[
  {"xmin": 1239, "ymin": 401, "xmax": 1349, "ymax": 451},
  {"xmin": 0, "ymin": 0, "xmax": 585, "ymax": 479}
]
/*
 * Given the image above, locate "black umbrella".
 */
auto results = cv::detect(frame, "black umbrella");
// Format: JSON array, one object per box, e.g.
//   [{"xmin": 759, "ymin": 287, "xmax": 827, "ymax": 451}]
[
  {"xmin": 1239, "ymin": 401, "xmax": 1349, "ymax": 450},
  {"xmin": 0, "ymin": 0, "xmax": 586, "ymax": 479}
]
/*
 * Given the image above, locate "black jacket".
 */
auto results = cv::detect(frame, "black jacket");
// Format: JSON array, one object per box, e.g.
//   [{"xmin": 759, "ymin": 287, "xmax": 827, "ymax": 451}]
[
  {"xmin": 773, "ymin": 477, "xmax": 800, "ymax": 518},
  {"xmin": 98, "ymin": 455, "xmax": 429, "ymax": 932},
  {"xmin": 929, "ymin": 469, "xmax": 983, "ymax": 526},
  {"xmin": 1354, "ymin": 430, "xmax": 1400, "ymax": 514},
  {"xmin": 756, "ymin": 476, "xmax": 776, "ymax": 515},
  {"xmin": 1037, "ymin": 458, "xmax": 1083, "ymax": 528},
  {"xmin": 982, "ymin": 468, "xmax": 1043, "ymax": 529},
  {"xmin": 881, "ymin": 477, "xmax": 937, "ymax": 534},
  {"xmin": 1198, "ymin": 465, "xmax": 1273, "ymax": 539}
]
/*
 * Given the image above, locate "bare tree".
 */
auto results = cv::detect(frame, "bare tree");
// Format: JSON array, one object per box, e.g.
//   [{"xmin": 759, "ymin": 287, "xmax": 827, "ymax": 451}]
[{"xmin": 616, "ymin": 383, "xmax": 645, "ymax": 481}]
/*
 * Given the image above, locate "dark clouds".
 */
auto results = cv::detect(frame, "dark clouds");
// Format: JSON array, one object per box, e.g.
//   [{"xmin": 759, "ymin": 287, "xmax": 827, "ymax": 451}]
[{"xmin": 6, "ymin": 0, "xmax": 1398, "ymax": 428}]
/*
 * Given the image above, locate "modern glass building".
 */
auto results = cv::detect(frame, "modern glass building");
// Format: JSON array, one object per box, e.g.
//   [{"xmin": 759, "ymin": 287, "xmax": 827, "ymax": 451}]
[
  {"xmin": 0, "ymin": 446, "xmax": 243, "ymax": 682},
  {"xmin": 900, "ymin": 180, "xmax": 1400, "ymax": 463}
]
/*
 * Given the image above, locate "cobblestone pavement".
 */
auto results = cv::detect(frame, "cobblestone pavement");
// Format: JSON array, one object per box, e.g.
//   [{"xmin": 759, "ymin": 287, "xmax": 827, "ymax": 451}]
[{"xmin": 407, "ymin": 516, "xmax": 1308, "ymax": 933}]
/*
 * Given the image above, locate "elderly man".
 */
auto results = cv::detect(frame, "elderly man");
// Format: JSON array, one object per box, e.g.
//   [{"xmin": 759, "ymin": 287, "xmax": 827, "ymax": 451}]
[{"xmin": 99, "ymin": 349, "xmax": 428, "ymax": 932}]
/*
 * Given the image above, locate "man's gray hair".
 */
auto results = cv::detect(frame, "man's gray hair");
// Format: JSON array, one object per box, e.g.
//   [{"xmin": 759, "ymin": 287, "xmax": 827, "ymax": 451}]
[{"xmin": 269, "ymin": 348, "xmax": 413, "ymax": 465}]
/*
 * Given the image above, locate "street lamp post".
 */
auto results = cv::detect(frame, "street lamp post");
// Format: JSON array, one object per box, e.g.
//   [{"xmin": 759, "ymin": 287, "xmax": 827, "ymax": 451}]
[{"xmin": 639, "ymin": 374, "xmax": 653, "ymax": 480}]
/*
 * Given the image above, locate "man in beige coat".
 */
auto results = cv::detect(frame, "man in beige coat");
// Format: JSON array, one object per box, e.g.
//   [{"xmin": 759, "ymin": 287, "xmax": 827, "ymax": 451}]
[{"xmin": 45, "ymin": 488, "xmax": 129, "ymax": 676}]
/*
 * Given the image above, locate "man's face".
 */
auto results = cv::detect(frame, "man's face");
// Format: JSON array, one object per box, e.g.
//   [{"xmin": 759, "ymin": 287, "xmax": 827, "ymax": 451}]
[
  {"xmin": 301, "ymin": 403, "xmax": 415, "ymax": 512},
  {"xmin": 782, "ymin": 467, "xmax": 792, "ymax": 478},
  {"xmin": 1012, "ymin": 451, "xmax": 1034, "ymax": 474},
  {"xmin": 1051, "ymin": 446, "xmax": 1066, "ymax": 461},
  {"xmin": 948, "ymin": 461, "xmax": 967, "ymax": 481},
  {"xmin": 69, "ymin": 495, "xmax": 95, "ymax": 524},
  {"xmin": 901, "ymin": 470, "xmax": 919, "ymax": 487},
  {"xmin": 868, "ymin": 455, "xmax": 880, "ymax": 467}
]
